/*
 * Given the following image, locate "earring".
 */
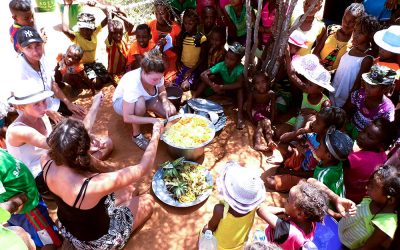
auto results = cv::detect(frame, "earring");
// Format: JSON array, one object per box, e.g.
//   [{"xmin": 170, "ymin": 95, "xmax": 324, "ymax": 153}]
[{"xmin": 387, "ymin": 195, "xmax": 392, "ymax": 199}]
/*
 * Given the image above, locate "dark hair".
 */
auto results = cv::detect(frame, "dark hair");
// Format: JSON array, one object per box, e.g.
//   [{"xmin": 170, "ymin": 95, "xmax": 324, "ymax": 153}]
[
  {"xmin": 371, "ymin": 118, "xmax": 395, "ymax": 150},
  {"xmin": 356, "ymin": 14, "xmax": 381, "ymax": 38},
  {"xmin": 211, "ymin": 26, "xmax": 226, "ymax": 41},
  {"xmin": 183, "ymin": 8, "xmax": 200, "ymax": 23},
  {"xmin": 371, "ymin": 165, "xmax": 400, "ymax": 210},
  {"xmin": 135, "ymin": 23, "xmax": 151, "ymax": 35},
  {"xmin": 295, "ymin": 182, "xmax": 328, "ymax": 223},
  {"xmin": 318, "ymin": 106, "xmax": 347, "ymax": 130},
  {"xmin": 202, "ymin": 5, "xmax": 217, "ymax": 16},
  {"xmin": 140, "ymin": 49, "xmax": 165, "ymax": 73},
  {"xmin": 109, "ymin": 19, "xmax": 123, "ymax": 31},
  {"xmin": 177, "ymin": 8, "xmax": 202, "ymax": 47},
  {"xmin": 67, "ymin": 44, "xmax": 84, "ymax": 57},
  {"xmin": 9, "ymin": 0, "xmax": 31, "ymax": 12},
  {"xmin": 252, "ymin": 71, "xmax": 268, "ymax": 83},
  {"xmin": 47, "ymin": 119, "xmax": 91, "ymax": 171}
]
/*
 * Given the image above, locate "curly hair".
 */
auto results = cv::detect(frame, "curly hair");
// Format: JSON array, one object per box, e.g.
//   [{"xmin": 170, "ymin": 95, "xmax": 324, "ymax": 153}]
[
  {"xmin": 370, "ymin": 118, "xmax": 395, "ymax": 150},
  {"xmin": 140, "ymin": 49, "xmax": 165, "ymax": 73},
  {"xmin": 372, "ymin": 165, "xmax": 400, "ymax": 203},
  {"xmin": 67, "ymin": 44, "xmax": 83, "ymax": 58},
  {"xmin": 294, "ymin": 182, "xmax": 328, "ymax": 223},
  {"xmin": 318, "ymin": 106, "xmax": 347, "ymax": 130},
  {"xmin": 135, "ymin": 23, "xmax": 151, "ymax": 35},
  {"xmin": 9, "ymin": 0, "xmax": 31, "ymax": 12},
  {"xmin": 109, "ymin": 19, "xmax": 123, "ymax": 31},
  {"xmin": 345, "ymin": 3, "xmax": 365, "ymax": 18},
  {"xmin": 356, "ymin": 14, "xmax": 381, "ymax": 38},
  {"xmin": 47, "ymin": 118, "xmax": 91, "ymax": 171}
]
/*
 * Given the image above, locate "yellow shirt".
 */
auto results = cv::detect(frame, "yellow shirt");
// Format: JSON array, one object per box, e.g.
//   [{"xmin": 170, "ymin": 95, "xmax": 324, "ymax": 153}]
[
  {"xmin": 181, "ymin": 34, "xmax": 207, "ymax": 68},
  {"xmin": 73, "ymin": 26, "xmax": 102, "ymax": 64},
  {"xmin": 214, "ymin": 205, "xmax": 256, "ymax": 250},
  {"xmin": 320, "ymin": 32, "xmax": 349, "ymax": 70},
  {"xmin": 291, "ymin": 16, "xmax": 325, "ymax": 56}
]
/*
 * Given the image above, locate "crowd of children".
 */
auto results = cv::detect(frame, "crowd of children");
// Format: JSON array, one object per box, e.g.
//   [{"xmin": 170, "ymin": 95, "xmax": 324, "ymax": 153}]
[{"xmin": 2, "ymin": 0, "xmax": 400, "ymax": 249}]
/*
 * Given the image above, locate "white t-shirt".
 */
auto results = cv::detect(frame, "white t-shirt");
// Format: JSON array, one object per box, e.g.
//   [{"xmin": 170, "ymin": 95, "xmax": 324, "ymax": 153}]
[
  {"xmin": 15, "ymin": 54, "xmax": 60, "ymax": 111},
  {"xmin": 112, "ymin": 68, "xmax": 164, "ymax": 104}
]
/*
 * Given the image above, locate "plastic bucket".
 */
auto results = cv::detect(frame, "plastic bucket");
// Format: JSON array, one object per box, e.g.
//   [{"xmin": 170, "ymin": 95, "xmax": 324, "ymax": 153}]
[
  {"xmin": 36, "ymin": 0, "xmax": 56, "ymax": 12},
  {"xmin": 59, "ymin": 3, "xmax": 82, "ymax": 30},
  {"xmin": 166, "ymin": 86, "xmax": 183, "ymax": 110}
]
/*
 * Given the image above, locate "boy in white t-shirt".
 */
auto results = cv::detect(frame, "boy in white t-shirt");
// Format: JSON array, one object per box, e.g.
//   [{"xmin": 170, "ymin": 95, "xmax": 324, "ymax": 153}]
[{"xmin": 112, "ymin": 49, "xmax": 176, "ymax": 150}]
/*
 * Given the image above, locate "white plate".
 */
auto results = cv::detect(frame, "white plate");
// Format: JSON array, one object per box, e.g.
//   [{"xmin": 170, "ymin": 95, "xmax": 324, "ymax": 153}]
[{"xmin": 152, "ymin": 162, "xmax": 214, "ymax": 207}]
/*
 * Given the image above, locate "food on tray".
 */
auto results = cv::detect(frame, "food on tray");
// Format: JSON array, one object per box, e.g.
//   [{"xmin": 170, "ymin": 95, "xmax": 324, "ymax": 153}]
[
  {"xmin": 162, "ymin": 158, "xmax": 211, "ymax": 203},
  {"xmin": 163, "ymin": 116, "xmax": 213, "ymax": 148}
]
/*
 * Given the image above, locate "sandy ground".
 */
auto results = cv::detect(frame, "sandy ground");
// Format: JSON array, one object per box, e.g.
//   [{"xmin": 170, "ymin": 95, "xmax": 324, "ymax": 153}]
[{"xmin": 0, "ymin": 1, "xmax": 305, "ymax": 249}]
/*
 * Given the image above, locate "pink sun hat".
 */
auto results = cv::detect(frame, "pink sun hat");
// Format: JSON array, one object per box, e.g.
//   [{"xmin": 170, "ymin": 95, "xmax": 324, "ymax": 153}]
[
  {"xmin": 217, "ymin": 162, "xmax": 266, "ymax": 214},
  {"xmin": 289, "ymin": 30, "xmax": 308, "ymax": 49}
]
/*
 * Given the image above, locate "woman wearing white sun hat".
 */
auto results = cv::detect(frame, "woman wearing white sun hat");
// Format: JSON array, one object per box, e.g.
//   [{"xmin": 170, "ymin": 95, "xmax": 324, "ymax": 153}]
[
  {"xmin": 202, "ymin": 162, "xmax": 269, "ymax": 250},
  {"xmin": 6, "ymin": 81, "xmax": 112, "ymax": 185}
]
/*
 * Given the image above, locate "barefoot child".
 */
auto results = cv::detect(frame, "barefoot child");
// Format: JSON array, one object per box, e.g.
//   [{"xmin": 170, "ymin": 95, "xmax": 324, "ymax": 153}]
[
  {"xmin": 246, "ymin": 72, "xmax": 276, "ymax": 152},
  {"xmin": 195, "ymin": 42, "xmax": 246, "ymax": 129},
  {"xmin": 127, "ymin": 24, "xmax": 156, "ymax": 70},
  {"xmin": 54, "ymin": 44, "xmax": 95, "ymax": 95},
  {"xmin": 202, "ymin": 162, "xmax": 266, "ymax": 250}
]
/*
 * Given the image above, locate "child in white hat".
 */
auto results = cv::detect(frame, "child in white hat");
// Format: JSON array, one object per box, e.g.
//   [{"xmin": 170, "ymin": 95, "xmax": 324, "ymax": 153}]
[{"xmin": 202, "ymin": 162, "xmax": 266, "ymax": 250}]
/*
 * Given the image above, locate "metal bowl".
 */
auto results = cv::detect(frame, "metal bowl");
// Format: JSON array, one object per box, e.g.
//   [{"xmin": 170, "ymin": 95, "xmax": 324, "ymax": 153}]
[{"xmin": 161, "ymin": 114, "xmax": 216, "ymax": 161}]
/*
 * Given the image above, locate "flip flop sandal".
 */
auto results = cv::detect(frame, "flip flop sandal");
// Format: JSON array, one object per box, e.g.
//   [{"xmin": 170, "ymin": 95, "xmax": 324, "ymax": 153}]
[{"xmin": 132, "ymin": 134, "xmax": 149, "ymax": 150}]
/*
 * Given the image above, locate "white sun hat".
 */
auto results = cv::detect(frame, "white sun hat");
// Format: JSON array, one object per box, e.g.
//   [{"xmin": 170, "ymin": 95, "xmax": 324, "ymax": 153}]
[
  {"xmin": 8, "ymin": 80, "xmax": 53, "ymax": 105},
  {"xmin": 374, "ymin": 26, "xmax": 400, "ymax": 54},
  {"xmin": 292, "ymin": 54, "xmax": 334, "ymax": 92},
  {"xmin": 289, "ymin": 30, "xmax": 308, "ymax": 49},
  {"xmin": 217, "ymin": 161, "xmax": 266, "ymax": 214}
]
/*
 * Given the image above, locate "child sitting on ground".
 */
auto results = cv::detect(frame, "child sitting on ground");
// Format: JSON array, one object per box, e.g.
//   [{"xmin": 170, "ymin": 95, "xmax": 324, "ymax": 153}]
[
  {"xmin": 207, "ymin": 27, "xmax": 227, "ymax": 69},
  {"xmin": 277, "ymin": 53, "xmax": 333, "ymax": 137},
  {"xmin": 9, "ymin": 0, "xmax": 34, "ymax": 52},
  {"xmin": 313, "ymin": 128, "xmax": 353, "ymax": 198},
  {"xmin": 344, "ymin": 118, "xmax": 394, "ymax": 204},
  {"xmin": 266, "ymin": 107, "xmax": 346, "ymax": 192},
  {"xmin": 262, "ymin": 182, "xmax": 328, "ymax": 249},
  {"xmin": 105, "ymin": 14, "xmax": 134, "ymax": 84},
  {"xmin": 312, "ymin": 165, "xmax": 399, "ymax": 249},
  {"xmin": 245, "ymin": 72, "xmax": 276, "ymax": 152},
  {"xmin": 330, "ymin": 14, "xmax": 380, "ymax": 107},
  {"xmin": 62, "ymin": 0, "xmax": 111, "ymax": 91},
  {"xmin": 194, "ymin": 42, "xmax": 246, "ymax": 129},
  {"xmin": 175, "ymin": 8, "xmax": 207, "ymax": 90},
  {"xmin": 202, "ymin": 162, "xmax": 267, "ymax": 250},
  {"xmin": 54, "ymin": 44, "xmax": 95, "ymax": 96},
  {"xmin": 345, "ymin": 64, "xmax": 396, "ymax": 139},
  {"xmin": 127, "ymin": 24, "xmax": 156, "ymax": 71},
  {"xmin": 314, "ymin": 3, "xmax": 365, "ymax": 71}
]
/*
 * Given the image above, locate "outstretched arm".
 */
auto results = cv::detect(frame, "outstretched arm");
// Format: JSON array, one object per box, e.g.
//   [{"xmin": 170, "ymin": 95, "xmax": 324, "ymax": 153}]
[
  {"xmin": 257, "ymin": 204, "xmax": 285, "ymax": 229},
  {"xmin": 284, "ymin": 46, "xmax": 307, "ymax": 92},
  {"xmin": 61, "ymin": 0, "xmax": 76, "ymax": 40}
]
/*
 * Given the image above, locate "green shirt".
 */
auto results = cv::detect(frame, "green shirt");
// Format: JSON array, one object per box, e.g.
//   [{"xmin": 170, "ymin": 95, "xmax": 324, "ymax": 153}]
[
  {"xmin": 313, "ymin": 161, "xmax": 344, "ymax": 197},
  {"xmin": 170, "ymin": 0, "xmax": 196, "ymax": 14},
  {"xmin": 210, "ymin": 61, "xmax": 244, "ymax": 85},
  {"xmin": 0, "ymin": 149, "xmax": 40, "ymax": 213},
  {"xmin": 225, "ymin": 4, "xmax": 247, "ymax": 37}
]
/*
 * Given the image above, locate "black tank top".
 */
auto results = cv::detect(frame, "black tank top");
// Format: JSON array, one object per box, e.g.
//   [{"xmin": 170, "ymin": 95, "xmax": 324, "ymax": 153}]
[{"xmin": 43, "ymin": 160, "xmax": 110, "ymax": 241}]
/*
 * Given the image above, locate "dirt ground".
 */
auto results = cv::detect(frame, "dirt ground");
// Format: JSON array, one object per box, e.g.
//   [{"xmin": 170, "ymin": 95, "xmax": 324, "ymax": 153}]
[{"xmin": 0, "ymin": 2, "xmax": 291, "ymax": 249}]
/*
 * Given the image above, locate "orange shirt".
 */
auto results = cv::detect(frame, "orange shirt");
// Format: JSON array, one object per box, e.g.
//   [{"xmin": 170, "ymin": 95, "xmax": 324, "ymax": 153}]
[
  {"xmin": 127, "ymin": 40, "xmax": 155, "ymax": 65},
  {"xmin": 147, "ymin": 19, "xmax": 181, "ymax": 45}
]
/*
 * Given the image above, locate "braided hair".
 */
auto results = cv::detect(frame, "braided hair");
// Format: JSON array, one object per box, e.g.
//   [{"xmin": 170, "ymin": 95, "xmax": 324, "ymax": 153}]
[
  {"xmin": 318, "ymin": 106, "xmax": 347, "ymax": 130},
  {"xmin": 294, "ymin": 182, "xmax": 328, "ymax": 223}
]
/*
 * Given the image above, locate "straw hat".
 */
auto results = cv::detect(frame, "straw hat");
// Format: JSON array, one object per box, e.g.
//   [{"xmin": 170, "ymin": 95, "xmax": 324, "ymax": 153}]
[
  {"xmin": 374, "ymin": 26, "xmax": 400, "ymax": 54},
  {"xmin": 289, "ymin": 30, "xmax": 308, "ymax": 49},
  {"xmin": 8, "ymin": 81, "xmax": 53, "ymax": 105},
  {"xmin": 217, "ymin": 162, "xmax": 266, "ymax": 214},
  {"xmin": 292, "ymin": 54, "xmax": 334, "ymax": 92}
]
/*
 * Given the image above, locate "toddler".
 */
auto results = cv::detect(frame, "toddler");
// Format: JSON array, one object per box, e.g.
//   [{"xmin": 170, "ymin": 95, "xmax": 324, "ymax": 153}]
[
  {"xmin": 266, "ymin": 107, "xmax": 346, "ymax": 192},
  {"xmin": 246, "ymin": 72, "xmax": 276, "ymax": 152},
  {"xmin": 207, "ymin": 27, "xmax": 227, "ymax": 68},
  {"xmin": 345, "ymin": 118, "xmax": 394, "ymax": 204},
  {"xmin": 195, "ymin": 42, "xmax": 246, "ymax": 129},
  {"xmin": 262, "ymin": 182, "xmax": 328, "ymax": 249},
  {"xmin": 9, "ymin": 0, "xmax": 34, "ymax": 52},
  {"xmin": 202, "ymin": 162, "xmax": 266, "ymax": 250},
  {"xmin": 54, "ymin": 44, "xmax": 95, "ymax": 96},
  {"xmin": 127, "ymin": 24, "xmax": 156, "ymax": 70},
  {"xmin": 175, "ymin": 9, "xmax": 207, "ymax": 90},
  {"xmin": 330, "ymin": 14, "xmax": 380, "ymax": 107},
  {"xmin": 346, "ymin": 64, "xmax": 396, "ymax": 139},
  {"xmin": 105, "ymin": 15, "xmax": 134, "ymax": 84},
  {"xmin": 62, "ymin": 0, "xmax": 111, "ymax": 90}
]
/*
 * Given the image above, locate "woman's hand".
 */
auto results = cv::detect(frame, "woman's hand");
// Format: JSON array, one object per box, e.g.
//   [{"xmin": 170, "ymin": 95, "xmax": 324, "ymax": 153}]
[
  {"xmin": 162, "ymin": 101, "xmax": 176, "ymax": 119},
  {"xmin": 68, "ymin": 103, "xmax": 86, "ymax": 119}
]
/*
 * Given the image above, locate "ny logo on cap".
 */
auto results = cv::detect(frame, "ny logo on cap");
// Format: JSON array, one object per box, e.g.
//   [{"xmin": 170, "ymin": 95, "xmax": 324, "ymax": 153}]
[{"xmin": 24, "ymin": 30, "xmax": 33, "ymax": 38}]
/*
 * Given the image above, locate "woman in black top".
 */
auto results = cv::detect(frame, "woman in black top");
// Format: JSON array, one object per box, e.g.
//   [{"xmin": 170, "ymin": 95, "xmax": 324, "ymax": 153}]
[{"xmin": 41, "ymin": 118, "xmax": 162, "ymax": 249}]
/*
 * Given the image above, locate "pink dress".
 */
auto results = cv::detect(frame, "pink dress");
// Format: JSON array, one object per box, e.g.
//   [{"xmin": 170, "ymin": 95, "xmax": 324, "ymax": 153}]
[
  {"xmin": 265, "ymin": 218, "xmax": 316, "ymax": 250},
  {"xmin": 344, "ymin": 150, "xmax": 387, "ymax": 204},
  {"xmin": 261, "ymin": 2, "xmax": 276, "ymax": 44}
]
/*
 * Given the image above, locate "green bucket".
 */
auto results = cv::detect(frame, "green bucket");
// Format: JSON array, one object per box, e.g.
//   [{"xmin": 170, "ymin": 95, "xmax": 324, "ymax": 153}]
[
  {"xmin": 60, "ymin": 3, "xmax": 82, "ymax": 30},
  {"xmin": 36, "ymin": 0, "xmax": 56, "ymax": 12}
]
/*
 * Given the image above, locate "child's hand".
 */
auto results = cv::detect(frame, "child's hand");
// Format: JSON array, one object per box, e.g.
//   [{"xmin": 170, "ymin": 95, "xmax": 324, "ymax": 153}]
[
  {"xmin": 212, "ymin": 83, "xmax": 224, "ymax": 94},
  {"xmin": 64, "ymin": 0, "xmax": 73, "ymax": 5},
  {"xmin": 85, "ymin": 0, "xmax": 97, "ymax": 7},
  {"xmin": 0, "ymin": 193, "xmax": 27, "ymax": 214},
  {"xmin": 335, "ymin": 197, "xmax": 357, "ymax": 218}
]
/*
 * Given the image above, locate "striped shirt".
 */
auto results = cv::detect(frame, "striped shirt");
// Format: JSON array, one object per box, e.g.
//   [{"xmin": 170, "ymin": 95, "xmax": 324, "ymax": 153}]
[
  {"xmin": 313, "ymin": 161, "xmax": 344, "ymax": 197},
  {"xmin": 105, "ymin": 34, "xmax": 129, "ymax": 76},
  {"xmin": 339, "ymin": 197, "xmax": 397, "ymax": 249}
]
